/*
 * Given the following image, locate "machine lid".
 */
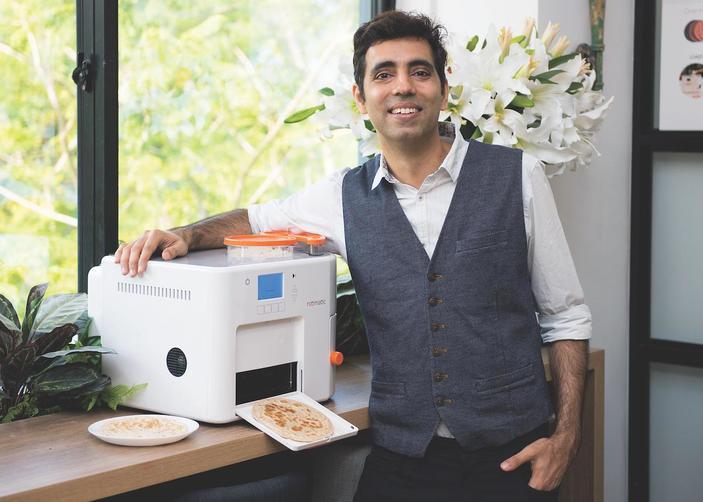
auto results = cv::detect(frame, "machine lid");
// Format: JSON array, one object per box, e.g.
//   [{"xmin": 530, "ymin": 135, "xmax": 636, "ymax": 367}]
[{"xmin": 235, "ymin": 391, "xmax": 358, "ymax": 451}]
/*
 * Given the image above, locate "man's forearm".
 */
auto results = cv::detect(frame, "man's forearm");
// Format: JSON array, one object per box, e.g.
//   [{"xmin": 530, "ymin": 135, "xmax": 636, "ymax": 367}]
[
  {"xmin": 548, "ymin": 339, "xmax": 589, "ymax": 445},
  {"xmin": 171, "ymin": 208, "xmax": 252, "ymax": 251}
]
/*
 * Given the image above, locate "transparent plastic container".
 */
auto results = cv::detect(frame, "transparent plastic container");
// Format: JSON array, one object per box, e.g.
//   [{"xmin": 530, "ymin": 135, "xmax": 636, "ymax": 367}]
[{"xmin": 224, "ymin": 235, "xmax": 297, "ymax": 262}]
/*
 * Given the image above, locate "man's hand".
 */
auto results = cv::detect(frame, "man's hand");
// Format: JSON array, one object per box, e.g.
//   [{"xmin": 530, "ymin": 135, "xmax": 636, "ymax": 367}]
[
  {"xmin": 499, "ymin": 431, "xmax": 579, "ymax": 491},
  {"xmin": 114, "ymin": 229, "xmax": 189, "ymax": 277}
]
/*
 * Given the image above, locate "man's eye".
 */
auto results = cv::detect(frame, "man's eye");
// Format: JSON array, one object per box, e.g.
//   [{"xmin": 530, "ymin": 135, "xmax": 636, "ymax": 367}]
[
  {"xmin": 375, "ymin": 72, "xmax": 391, "ymax": 80},
  {"xmin": 413, "ymin": 70, "xmax": 431, "ymax": 77}
]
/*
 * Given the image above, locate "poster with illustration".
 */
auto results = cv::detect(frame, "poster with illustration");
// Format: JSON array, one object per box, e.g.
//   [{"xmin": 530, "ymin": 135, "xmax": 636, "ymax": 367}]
[{"xmin": 659, "ymin": 0, "xmax": 703, "ymax": 130}]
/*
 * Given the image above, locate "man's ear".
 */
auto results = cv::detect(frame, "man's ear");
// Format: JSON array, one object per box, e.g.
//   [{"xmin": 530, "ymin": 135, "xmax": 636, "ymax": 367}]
[{"xmin": 352, "ymin": 83, "xmax": 367, "ymax": 114}]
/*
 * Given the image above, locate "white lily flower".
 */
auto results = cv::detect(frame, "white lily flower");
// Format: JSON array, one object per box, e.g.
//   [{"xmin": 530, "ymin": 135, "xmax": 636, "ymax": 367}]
[{"xmin": 476, "ymin": 91, "xmax": 522, "ymax": 146}]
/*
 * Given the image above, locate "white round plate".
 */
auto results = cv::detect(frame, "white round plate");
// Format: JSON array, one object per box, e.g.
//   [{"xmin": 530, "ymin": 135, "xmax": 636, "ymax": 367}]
[{"xmin": 88, "ymin": 414, "xmax": 199, "ymax": 446}]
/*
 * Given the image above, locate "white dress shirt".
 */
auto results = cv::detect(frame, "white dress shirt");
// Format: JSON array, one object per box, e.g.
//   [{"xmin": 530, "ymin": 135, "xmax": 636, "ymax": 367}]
[{"xmin": 249, "ymin": 123, "xmax": 590, "ymax": 438}]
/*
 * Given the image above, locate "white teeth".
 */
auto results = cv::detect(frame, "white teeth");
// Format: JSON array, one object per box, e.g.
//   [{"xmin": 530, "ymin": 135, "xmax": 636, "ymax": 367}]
[{"xmin": 391, "ymin": 107, "xmax": 418, "ymax": 114}]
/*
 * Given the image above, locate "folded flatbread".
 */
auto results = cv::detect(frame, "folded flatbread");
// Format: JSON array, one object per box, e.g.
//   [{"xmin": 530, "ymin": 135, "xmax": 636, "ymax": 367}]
[{"xmin": 252, "ymin": 397, "xmax": 334, "ymax": 442}]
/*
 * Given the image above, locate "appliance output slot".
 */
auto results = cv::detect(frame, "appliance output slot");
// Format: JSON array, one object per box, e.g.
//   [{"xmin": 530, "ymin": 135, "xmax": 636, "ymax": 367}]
[{"xmin": 236, "ymin": 362, "xmax": 297, "ymax": 405}]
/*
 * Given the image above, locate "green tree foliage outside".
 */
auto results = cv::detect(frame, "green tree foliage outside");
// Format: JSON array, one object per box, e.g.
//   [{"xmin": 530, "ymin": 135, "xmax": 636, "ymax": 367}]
[
  {"xmin": 117, "ymin": 0, "xmax": 358, "ymax": 244},
  {"xmin": 1, "ymin": 0, "xmax": 359, "ymax": 315},
  {"xmin": 0, "ymin": 1, "xmax": 77, "ymax": 316}
]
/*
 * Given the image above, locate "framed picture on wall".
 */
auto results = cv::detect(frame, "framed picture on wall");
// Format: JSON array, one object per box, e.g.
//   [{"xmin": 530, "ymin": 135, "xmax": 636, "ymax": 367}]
[{"xmin": 659, "ymin": 0, "xmax": 703, "ymax": 130}]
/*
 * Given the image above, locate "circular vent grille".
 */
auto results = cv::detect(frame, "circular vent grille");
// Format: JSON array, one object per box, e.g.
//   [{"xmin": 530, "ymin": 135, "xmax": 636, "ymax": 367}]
[{"xmin": 166, "ymin": 347, "xmax": 187, "ymax": 377}]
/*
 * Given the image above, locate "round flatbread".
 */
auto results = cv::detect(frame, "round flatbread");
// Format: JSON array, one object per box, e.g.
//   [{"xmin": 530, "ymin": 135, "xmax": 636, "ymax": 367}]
[
  {"xmin": 100, "ymin": 416, "xmax": 187, "ymax": 438},
  {"xmin": 252, "ymin": 397, "xmax": 334, "ymax": 442}
]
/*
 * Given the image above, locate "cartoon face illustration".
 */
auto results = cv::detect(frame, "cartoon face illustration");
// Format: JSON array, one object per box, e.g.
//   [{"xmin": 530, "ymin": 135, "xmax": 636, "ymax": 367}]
[
  {"xmin": 679, "ymin": 64, "xmax": 703, "ymax": 99},
  {"xmin": 680, "ymin": 73, "xmax": 703, "ymax": 98}
]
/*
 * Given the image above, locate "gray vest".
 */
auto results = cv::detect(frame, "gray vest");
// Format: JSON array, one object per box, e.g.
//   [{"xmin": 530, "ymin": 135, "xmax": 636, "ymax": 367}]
[{"xmin": 342, "ymin": 140, "xmax": 553, "ymax": 457}]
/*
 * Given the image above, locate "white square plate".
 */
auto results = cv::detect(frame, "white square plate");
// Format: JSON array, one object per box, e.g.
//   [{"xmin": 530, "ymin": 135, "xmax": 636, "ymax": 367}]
[{"xmin": 236, "ymin": 391, "xmax": 358, "ymax": 451}]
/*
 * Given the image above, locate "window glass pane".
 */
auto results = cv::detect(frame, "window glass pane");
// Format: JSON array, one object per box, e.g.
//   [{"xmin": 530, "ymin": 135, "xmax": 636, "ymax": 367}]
[
  {"xmin": 117, "ymin": 1, "xmax": 359, "ymax": 246},
  {"xmin": 0, "ymin": 1, "xmax": 77, "ymax": 315},
  {"xmin": 650, "ymin": 362, "xmax": 703, "ymax": 500},
  {"xmin": 650, "ymin": 153, "xmax": 703, "ymax": 344}
]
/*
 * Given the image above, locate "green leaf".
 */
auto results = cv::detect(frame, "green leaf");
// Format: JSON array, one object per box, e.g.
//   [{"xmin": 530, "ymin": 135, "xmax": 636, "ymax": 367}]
[
  {"xmin": 283, "ymin": 104, "xmax": 325, "ymax": 123},
  {"xmin": 31, "ymin": 324, "xmax": 78, "ymax": 358},
  {"xmin": 509, "ymin": 95, "xmax": 535, "ymax": 108},
  {"xmin": 99, "ymin": 383, "xmax": 148, "ymax": 411},
  {"xmin": 336, "ymin": 274, "xmax": 355, "ymax": 298},
  {"xmin": 0, "ymin": 324, "xmax": 21, "ymax": 361},
  {"xmin": 466, "ymin": 35, "xmax": 479, "ymax": 51},
  {"xmin": 30, "ymin": 293, "xmax": 88, "ymax": 340},
  {"xmin": 41, "ymin": 346, "xmax": 115, "ymax": 359},
  {"xmin": 364, "ymin": 120, "xmax": 376, "ymax": 133},
  {"xmin": 510, "ymin": 35, "xmax": 526, "ymax": 45},
  {"xmin": 31, "ymin": 363, "xmax": 102, "ymax": 396},
  {"xmin": 470, "ymin": 127, "xmax": 482, "ymax": 140},
  {"xmin": 1, "ymin": 395, "xmax": 39, "ymax": 423},
  {"xmin": 84, "ymin": 394, "xmax": 98, "ymax": 412},
  {"xmin": 566, "ymin": 82, "xmax": 584, "ymax": 94},
  {"xmin": 548, "ymin": 52, "xmax": 579, "ymax": 69},
  {"xmin": 21, "ymin": 283, "xmax": 48, "ymax": 341},
  {"xmin": 318, "ymin": 87, "xmax": 334, "ymax": 96},
  {"xmin": 3, "ymin": 345, "xmax": 37, "ymax": 399},
  {"xmin": 531, "ymin": 69, "xmax": 564, "ymax": 84},
  {"xmin": 0, "ymin": 295, "xmax": 20, "ymax": 331}
]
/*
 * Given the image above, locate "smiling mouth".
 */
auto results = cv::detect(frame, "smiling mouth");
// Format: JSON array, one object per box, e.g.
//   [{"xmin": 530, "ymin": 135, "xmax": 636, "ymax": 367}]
[
  {"xmin": 388, "ymin": 106, "xmax": 422, "ymax": 117},
  {"xmin": 389, "ymin": 106, "xmax": 421, "ymax": 115}
]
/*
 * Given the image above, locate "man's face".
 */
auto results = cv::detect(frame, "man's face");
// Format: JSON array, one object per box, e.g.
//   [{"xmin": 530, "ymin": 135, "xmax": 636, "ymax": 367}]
[{"xmin": 353, "ymin": 37, "xmax": 448, "ymax": 146}]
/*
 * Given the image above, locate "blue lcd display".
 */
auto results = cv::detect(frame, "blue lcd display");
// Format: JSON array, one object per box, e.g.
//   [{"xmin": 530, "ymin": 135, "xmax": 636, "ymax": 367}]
[{"xmin": 258, "ymin": 273, "xmax": 283, "ymax": 300}]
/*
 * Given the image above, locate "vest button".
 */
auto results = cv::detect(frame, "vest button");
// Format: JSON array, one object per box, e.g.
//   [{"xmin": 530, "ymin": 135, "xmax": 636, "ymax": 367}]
[
  {"xmin": 434, "ymin": 396, "xmax": 453, "ymax": 406},
  {"xmin": 427, "ymin": 273, "xmax": 443, "ymax": 282},
  {"xmin": 431, "ymin": 322, "xmax": 448, "ymax": 331},
  {"xmin": 431, "ymin": 347, "xmax": 448, "ymax": 357},
  {"xmin": 433, "ymin": 372, "xmax": 448, "ymax": 382},
  {"xmin": 428, "ymin": 297, "xmax": 443, "ymax": 306}
]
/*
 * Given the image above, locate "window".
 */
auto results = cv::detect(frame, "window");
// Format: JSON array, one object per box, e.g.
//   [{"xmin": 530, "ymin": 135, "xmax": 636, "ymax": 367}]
[
  {"xmin": 1, "ymin": 1, "xmax": 390, "ymax": 303},
  {"xmin": 0, "ymin": 0, "xmax": 77, "ymax": 313},
  {"xmin": 117, "ymin": 0, "xmax": 359, "ymax": 244}
]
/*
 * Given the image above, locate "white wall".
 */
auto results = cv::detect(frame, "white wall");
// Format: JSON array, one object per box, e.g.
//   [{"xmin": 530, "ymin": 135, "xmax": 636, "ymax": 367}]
[
  {"xmin": 396, "ymin": 1, "xmax": 633, "ymax": 501},
  {"xmin": 540, "ymin": 2, "xmax": 633, "ymax": 502}
]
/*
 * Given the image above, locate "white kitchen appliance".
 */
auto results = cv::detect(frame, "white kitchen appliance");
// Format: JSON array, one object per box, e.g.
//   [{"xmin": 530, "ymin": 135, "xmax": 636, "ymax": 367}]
[{"xmin": 87, "ymin": 233, "xmax": 346, "ymax": 429}]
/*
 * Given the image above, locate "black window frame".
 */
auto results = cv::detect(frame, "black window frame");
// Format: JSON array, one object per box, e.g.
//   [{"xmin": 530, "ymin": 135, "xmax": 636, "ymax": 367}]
[
  {"xmin": 630, "ymin": 0, "xmax": 703, "ymax": 500},
  {"xmin": 75, "ymin": 0, "xmax": 394, "ymax": 292}
]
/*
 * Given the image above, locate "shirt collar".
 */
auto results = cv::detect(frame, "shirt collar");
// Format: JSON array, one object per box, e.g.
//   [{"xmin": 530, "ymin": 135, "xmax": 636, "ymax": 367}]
[{"xmin": 371, "ymin": 122, "xmax": 468, "ymax": 190}]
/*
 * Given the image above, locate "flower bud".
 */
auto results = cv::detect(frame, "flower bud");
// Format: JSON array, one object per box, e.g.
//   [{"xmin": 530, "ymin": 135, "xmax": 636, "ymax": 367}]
[
  {"xmin": 522, "ymin": 17, "xmax": 536, "ymax": 41},
  {"xmin": 498, "ymin": 27, "xmax": 513, "ymax": 60},
  {"xmin": 551, "ymin": 36, "xmax": 570, "ymax": 57},
  {"xmin": 541, "ymin": 22, "xmax": 560, "ymax": 50}
]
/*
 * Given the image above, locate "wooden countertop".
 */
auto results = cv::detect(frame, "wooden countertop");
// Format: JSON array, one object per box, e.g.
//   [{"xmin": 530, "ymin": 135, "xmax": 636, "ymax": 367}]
[{"xmin": 0, "ymin": 349, "xmax": 604, "ymax": 501}]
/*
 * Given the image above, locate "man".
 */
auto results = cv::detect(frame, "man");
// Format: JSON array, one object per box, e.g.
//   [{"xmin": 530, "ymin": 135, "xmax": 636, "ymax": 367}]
[{"xmin": 116, "ymin": 11, "xmax": 590, "ymax": 501}]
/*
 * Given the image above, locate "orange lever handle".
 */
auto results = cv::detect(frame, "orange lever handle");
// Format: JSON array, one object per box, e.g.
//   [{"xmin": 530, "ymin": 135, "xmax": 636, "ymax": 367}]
[{"xmin": 330, "ymin": 351, "xmax": 344, "ymax": 366}]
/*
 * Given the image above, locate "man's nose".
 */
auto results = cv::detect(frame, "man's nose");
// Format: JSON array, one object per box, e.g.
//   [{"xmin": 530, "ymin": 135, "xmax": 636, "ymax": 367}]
[{"xmin": 393, "ymin": 72, "xmax": 415, "ymax": 95}]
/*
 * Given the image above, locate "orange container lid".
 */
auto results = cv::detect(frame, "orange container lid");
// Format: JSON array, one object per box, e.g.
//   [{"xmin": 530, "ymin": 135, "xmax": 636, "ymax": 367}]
[
  {"xmin": 224, "ymin": 234, "xmax": 297, "ymax": 247},
  {"xmin": 262, "ymin": 230, "xmax": 326, "ymax": 246}
]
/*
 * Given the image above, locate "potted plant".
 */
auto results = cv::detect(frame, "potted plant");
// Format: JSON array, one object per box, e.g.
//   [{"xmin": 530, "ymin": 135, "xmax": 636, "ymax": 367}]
[{"xmin": 0, "ymin": 283, "xmax": 144, "ymax": 422}]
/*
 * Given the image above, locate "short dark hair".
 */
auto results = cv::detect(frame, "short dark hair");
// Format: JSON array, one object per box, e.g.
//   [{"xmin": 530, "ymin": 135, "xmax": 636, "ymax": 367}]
[
  {"xmin": 680, "ymin": 63, "xmax": 703, "ymax": 78},
  {"xmin": 353, "ymin": 10, "xmax": 448, "ymax": 98}
]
